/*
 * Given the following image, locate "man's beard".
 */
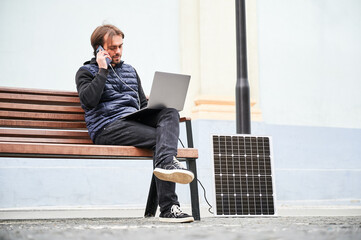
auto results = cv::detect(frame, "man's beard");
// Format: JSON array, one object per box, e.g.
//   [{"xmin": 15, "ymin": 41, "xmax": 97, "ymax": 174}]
[{"xmin": 112, "ymin": 54, "xmax": 121, "ymax": 63}]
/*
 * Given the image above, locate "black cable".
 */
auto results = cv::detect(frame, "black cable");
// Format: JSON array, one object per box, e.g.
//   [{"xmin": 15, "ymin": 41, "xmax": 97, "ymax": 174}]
[
  {"xmin": 178, "ymin": 137, "xmax": 213, "ymax": 214},
  {"xmin": 178, "ymin": 138, "xmax": 185, "ymax": 148},
  {"xmin": 197, "ymin": 178, "xmax": 213, "ymax": 214}
]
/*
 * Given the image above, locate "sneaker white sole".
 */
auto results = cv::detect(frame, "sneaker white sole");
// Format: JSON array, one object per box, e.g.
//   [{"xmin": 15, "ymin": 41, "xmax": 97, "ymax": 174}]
[
  {"xmin": 153, "ymin": 168, "xmax": 194, "ymax": 184},
  {"xmin": 159, "ymin": 216, "xmax": 194, "ymax": 223}
]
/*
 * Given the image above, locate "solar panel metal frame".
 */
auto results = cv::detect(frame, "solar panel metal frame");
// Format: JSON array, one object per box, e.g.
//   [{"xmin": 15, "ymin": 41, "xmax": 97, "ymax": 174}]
[{"xmin": 211, "ymin": 134, "xmax": 277, "ymax": 217}]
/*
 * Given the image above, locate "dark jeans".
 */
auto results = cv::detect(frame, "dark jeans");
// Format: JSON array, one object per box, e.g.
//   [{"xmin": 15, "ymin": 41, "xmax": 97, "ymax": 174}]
[{"xmin": 94, "ymin": 108, "xmax": 180, "ymax": 213}]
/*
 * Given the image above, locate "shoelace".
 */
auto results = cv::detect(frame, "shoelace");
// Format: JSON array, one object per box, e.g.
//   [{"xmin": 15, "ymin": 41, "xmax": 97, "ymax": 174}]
[
  {"xmin": 164, "ymin": 157, "xmax": 184, "ymax": 170},
  {"xmin": 172, "ymin": 157, "xmax": 184, "ymax": 168},
  {"xmin": 170, "ymin": 205, "xmax": 183, "ymax": 217}
]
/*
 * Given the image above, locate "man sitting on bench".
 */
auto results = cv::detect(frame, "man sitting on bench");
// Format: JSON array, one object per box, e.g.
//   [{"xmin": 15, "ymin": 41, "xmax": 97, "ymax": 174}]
[{"xmin": 75, "ymin": 24, "xmax": 194, "ymax": 223}]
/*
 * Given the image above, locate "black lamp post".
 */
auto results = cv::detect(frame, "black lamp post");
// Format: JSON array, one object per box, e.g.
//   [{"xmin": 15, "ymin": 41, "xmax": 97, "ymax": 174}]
[{"xmin": 235, "ymin": 0, "xmax": 251, "ymax": 134}]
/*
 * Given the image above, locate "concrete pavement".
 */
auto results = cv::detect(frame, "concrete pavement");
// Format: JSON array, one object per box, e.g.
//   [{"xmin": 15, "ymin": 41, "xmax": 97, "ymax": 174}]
[{"xmin": 1, "ymin": 216, "xmax": 360, "ymax": 240}]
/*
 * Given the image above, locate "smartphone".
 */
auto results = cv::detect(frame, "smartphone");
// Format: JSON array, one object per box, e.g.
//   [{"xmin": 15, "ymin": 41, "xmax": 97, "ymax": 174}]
[{"xmin": 96, "ymin": 45, "xmax": 111, "ymax": 65}]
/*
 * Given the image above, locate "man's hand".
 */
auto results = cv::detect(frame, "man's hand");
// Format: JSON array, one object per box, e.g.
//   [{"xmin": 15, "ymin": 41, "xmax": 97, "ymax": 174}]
[{"xmin": 96, "ymin": 50, "xmax": 111, "ymax": 69}]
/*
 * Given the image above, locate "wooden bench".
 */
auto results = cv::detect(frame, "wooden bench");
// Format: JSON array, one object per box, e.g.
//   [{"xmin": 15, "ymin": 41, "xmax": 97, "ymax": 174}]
[{"xmin": 0, "ymin": 86, "xmax": 200, "ymax": 220}]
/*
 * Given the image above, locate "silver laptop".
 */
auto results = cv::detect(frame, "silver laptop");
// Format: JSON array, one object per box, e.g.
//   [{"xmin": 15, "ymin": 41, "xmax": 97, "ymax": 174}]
[{"xmin": 122, "ymin": 71, "xmax": 190, "ymax": 119}]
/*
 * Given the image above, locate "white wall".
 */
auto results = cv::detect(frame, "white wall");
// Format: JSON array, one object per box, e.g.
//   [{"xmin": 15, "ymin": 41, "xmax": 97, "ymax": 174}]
[
  {"xmin": 0, "ymin": 0, "xmax": 180, "ymax": 94},
  {"xmin": 257, "ymin": 0, "xmax": 361, "ymax": 129}
]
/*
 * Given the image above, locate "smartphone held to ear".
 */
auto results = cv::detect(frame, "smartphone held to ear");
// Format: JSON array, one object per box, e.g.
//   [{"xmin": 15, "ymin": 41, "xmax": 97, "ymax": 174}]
[{"xmin": 96, "ymin": 46, "xmax": 111, "ymax": 65}]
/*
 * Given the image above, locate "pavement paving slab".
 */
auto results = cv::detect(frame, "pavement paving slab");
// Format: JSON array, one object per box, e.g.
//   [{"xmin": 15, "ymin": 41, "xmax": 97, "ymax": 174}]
[{"xmin": 0, "ymin": 216, "xmax": 360, "ymax": 240}]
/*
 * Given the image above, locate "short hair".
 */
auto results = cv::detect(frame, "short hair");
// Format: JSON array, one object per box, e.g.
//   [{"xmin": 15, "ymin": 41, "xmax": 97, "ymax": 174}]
[{"xmin": 90, "ymin": 24, "xmax": 124, "ymax": 56}]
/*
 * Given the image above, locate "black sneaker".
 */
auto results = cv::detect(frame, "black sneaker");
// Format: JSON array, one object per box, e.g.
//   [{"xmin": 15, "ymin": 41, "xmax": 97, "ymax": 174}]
[
  {"xmin": 153, "ymin": 157, "xmax": 194, "ymax": 184},
  {"xmin": 159, "ymin": 205, "xmax": 194, "ymax": 223}
]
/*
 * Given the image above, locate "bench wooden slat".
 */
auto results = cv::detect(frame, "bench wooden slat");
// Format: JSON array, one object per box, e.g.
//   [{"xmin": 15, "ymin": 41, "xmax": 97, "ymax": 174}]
[
  {"xmin": 0, "ymin": 137, "xmax": 93, "ymax": 144},
  {"xmin": 179, "ymin": 117, "xmax": 190, "ymax": 123},
  {"xmin": 0, "ymin": 93, "xmax": 80, "ymax": 104},
  {"xmin": 0, "ymin": 112, "xmax": 187, "ymax": 123},
  {"xmin": 0, "ymin": 111, "xmax": 85, "ymax": 121},
  {"xmin": 0, "ymin": 119, "xmax": 87, "ymax": 129},
  {"xmin": 0, "ymin": 112, "xmax": 187, "ymax": 124},
  {"xmin": 0, "ymin": 129, "xmax": 90, "ymax": 138},
  {"xmin": 0, "ymin": 87, "xmax": 79, "ymax": 97},
  {"xmin": 0, "ymin": 102, "xmax": 84, "ymax": 113},
  {"xmin": 0, "ymin": 142, "xmax": 198, "ymax": 159}
]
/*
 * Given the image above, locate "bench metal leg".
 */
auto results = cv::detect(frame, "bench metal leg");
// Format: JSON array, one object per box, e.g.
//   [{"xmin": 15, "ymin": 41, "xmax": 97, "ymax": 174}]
[
  {"xmin": 185, "ymin": 120, "xmax": 194, "ymax": 148},
  {"xmin": 144, "ymin": 175, "xmax": 158, "ymax": 217},
  {"xmin": 187, "ymin": 159, "xmax": 201, "ymax": 221},
  {"xmin": 185, "ymin": 120, "xmax": 200, "ymax": 220}
]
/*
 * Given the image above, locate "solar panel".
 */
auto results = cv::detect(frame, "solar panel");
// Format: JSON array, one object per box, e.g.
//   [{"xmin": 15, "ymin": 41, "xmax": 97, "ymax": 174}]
[{"xmin": 212, "ymin": 134, "xmax": 276, "ymax": 216}]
